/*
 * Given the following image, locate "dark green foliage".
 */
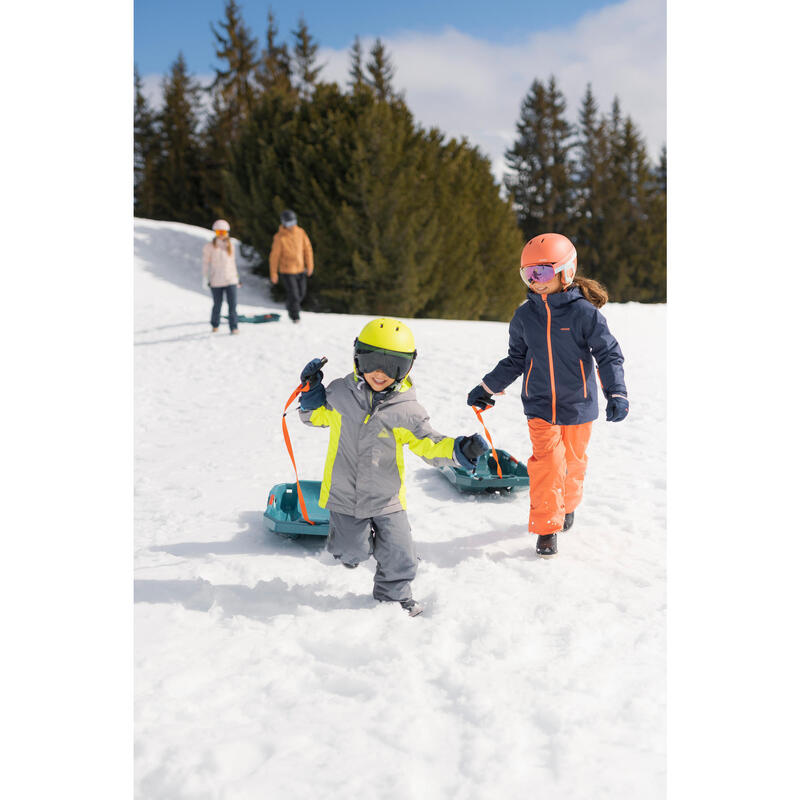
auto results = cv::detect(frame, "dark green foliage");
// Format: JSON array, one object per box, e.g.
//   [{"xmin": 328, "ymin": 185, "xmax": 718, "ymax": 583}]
[
  {"xmin": 255, "ymin": 10, "xmax": 294, "ymax": 98},
  {"xmin": 147, "ymin": 53, "xmax": 207, "ymax": 225},
  {"xmin": 505, "ymin": 77, "xmax": 575, "ymax": 240},
  {"xmin": 348, "ymin": 36, "xmax": 366, "ymax": 90},
  {"xmin": 134, "ymin": 12, "xmax": 664, "ymax": 309},
  {"xmin": 226, "ymin": 83, "xmax": 523, "ymax": 320},
  {"xmin": 506, "ymin": 78, "xmax": 666, "ymax": 302},
  {"xmin": 291, "ymin": 16, "xmax": 322, "ymax": 101},
  {"xmin": 209, "ymin": 0, "xmax": 259, "ymax": 128},
  {"xmin": 365, "ymin": 39, "xmax": 397, "ymax": 102},
  {"xmin": 134, "ymin": 65, "xmax": 159, "ymax": 219},
  {"xmin": 203, "ymin": 0, "xmax": 260, "ymax": 217}
]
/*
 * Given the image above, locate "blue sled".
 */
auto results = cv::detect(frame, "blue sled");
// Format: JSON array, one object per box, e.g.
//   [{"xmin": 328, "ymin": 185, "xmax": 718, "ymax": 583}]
[
  {"xmin": 226, "ymin": 312, "xmax": 280, "ymax": 323},
  {"xmin": 439, "ymin": 449, "xmax": 529, "ymax": 493},
  {"xmin": 263, "ymin": 481, "xmax": 330, "ymax": 538}
]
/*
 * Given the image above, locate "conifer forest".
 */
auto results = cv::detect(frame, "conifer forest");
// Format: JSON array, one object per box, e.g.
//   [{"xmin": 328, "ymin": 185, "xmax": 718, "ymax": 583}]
[{"xmin": 134, "ymin": 1, "xmax": 666, "ymax": 317}]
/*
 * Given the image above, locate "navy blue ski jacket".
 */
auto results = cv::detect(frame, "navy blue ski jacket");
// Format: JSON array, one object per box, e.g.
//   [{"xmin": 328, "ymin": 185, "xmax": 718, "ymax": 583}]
[{"xmin": 482, "ymin": 287, "xmax": 626, "ymax": 425}]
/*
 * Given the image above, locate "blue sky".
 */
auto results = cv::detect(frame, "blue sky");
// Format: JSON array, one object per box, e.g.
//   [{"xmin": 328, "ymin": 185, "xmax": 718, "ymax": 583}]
[
  {"xmin": 135, "ymin": 0, "xmax": 616, "ymax": 74},
  {"xmin": 135, "ymin": 0, "xmax": 665, "ymax": 179}
]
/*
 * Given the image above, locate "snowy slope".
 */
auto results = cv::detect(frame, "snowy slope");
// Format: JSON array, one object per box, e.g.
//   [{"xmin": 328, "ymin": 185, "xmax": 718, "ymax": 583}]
[{"xmin": 134, "ymin": 218, "xmax": 666, "ymax": 799}]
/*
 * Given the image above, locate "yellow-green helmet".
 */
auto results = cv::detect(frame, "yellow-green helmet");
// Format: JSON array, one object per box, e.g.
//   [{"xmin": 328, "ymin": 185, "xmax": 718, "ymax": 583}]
[
  {"xmin": 357, "ymin": 318, "xmax": 415, "ymax": 352},
  {"xmin": 353, "ymin": 318, "xmax": 417, "ymax": 385}
]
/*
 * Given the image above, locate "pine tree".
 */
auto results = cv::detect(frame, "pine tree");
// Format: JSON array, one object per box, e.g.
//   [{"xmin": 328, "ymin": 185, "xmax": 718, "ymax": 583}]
[
  {"xmin": 656, "ymin": 145, "xmax": 667, "ymax": 194},
  {"xmin": 291, "ymin": 16, "xmax": 322, "ymax": 101},
  {"xmin": 504, "ymin": 76, "xmax": 575, "ymax": 240},
  {"xmin": 651, "ymin": 145, "xmax": 667, "ymax": 300},
  {"xmin": 597, "ymin": 105, "xmax": 665, "ymax": 301},
  {"xmin": 202, "ymin": 0, "xmax": 260, "ymax": 219},
  {"xmin": 226, "ymin": 84, "xmax": 523, "ymax": 320},
  {"xmin": 418, "ymin": 136, "xmax": 523, "ymax": 320},
  {"xmin": 134, "ymin": 65, "xmax": 159, "ymax": 218},
  {"xmin": 208, "ymin": 0, "xmax": 259, "ymax": 135},
  {"xmin": 152, "ymin": 53, "xmax": 207, "ymax": 224},
  {"xmin": 255, "ymin": 9, "xmax": 294, "ymax": 98},
  {"xmin": 199, "ymin": 94, "xmax": 233, "ymax": 221},
  {"xmin": 348, "ymin": 36, "xmax": 366, "ymax": 91},
  {"xmin": 573, "ymin": 84, "xmax": 607, "ymax": 280},
  {"xmin": 224, "ymin": 89, "xmax": 299, "ymax": 271},
  {"xmin": 365, "ymin": 38, "xmax": 397, "ymax": 102},
  {"xmin": 505, "ymin": 79, "xmax": 665, "ymax": 302}
]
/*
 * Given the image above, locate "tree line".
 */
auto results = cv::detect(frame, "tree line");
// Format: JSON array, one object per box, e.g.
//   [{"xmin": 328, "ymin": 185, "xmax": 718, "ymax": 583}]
[{"xmin": 135, "ymin": 1, "xmax": 666, "ymax": 316}]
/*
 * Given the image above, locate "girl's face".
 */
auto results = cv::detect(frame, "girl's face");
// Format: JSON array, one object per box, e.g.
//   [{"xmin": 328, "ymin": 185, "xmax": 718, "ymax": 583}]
[
  {"xmin": 530, "ymin": 273, "xmax": 562, "ymax": 295},
  {"xmin": 364, "ymin": 370, "xmax": 393, "ymax": 391}
]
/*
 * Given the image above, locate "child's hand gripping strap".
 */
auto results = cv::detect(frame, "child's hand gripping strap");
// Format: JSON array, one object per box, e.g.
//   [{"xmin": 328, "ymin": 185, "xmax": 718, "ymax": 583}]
[
  {"xmin": 281, "ymin": 357, "xmax": 328, "ymax": 524},
  {"xmin": 471, "ymin": 405, "xmax": 503, "ymax": 478}
]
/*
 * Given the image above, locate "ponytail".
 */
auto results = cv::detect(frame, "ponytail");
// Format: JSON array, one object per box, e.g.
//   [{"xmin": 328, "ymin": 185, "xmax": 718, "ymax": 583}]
[{"xmin": 571, "ymin": 276, "xmax": 608, "ymax": 308}]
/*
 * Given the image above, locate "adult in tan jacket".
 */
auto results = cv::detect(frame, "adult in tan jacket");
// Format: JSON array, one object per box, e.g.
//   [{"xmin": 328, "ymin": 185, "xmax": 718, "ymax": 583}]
[
  {"xmin": 202, "ymin": 219, "xmax": 241, "ymax": 334},
  {"xmin": 269, "ymin": 209, "xmax": 314, "ymax": 323}
]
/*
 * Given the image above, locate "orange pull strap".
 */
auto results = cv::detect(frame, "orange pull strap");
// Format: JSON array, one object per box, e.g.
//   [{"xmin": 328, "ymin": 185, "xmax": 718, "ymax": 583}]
[
  {"xmin": 281, "ymin": 381, "xmax": 315, "ymax": 525},
  {"xmin": 471, "ymin": 406, "xmax": 503, "ymax": 478}
]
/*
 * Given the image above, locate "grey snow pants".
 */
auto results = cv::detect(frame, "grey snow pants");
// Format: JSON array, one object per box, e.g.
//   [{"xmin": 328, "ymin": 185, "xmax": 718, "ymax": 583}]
[{"xmin": 327, "ymin": 510, "xmax": 417, "ymax": 603}]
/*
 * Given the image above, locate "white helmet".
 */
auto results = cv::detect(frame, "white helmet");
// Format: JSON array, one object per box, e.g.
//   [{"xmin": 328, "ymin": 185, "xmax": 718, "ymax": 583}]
[{"xmin": 212, "ymin": 219, "xmax": 230, "ymax": 232}]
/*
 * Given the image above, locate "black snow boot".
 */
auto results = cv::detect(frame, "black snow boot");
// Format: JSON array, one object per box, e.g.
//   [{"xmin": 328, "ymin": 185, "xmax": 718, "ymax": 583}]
[
  {"xmin": 562, "ymin": 512, "xmax": 575, "ymax": 532},
  {"xmin": 536, "ymin": 533, "xmax": 558, "ymax": 557},
  {"xmin": 400, "ymin": 598, "xmax": 424, "ymax": 617}
]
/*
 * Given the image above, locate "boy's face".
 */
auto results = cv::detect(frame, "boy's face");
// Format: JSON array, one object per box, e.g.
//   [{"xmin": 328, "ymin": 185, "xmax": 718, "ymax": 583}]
[{"xmin": 364, "ymin": 369, "xmax": 393, "ymax": 391}]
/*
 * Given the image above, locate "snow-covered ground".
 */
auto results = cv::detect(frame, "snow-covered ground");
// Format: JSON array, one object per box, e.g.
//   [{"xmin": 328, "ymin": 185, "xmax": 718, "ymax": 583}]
[{"xmin": 134, "ymin": 218, "xmax": 666, "ymax": 799}]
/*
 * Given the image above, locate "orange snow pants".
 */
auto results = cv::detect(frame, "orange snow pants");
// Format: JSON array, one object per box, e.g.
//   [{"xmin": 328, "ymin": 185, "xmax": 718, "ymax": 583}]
[{"xmin": 527, "ymin": 418, "xmax": 593, "ymax": 535}]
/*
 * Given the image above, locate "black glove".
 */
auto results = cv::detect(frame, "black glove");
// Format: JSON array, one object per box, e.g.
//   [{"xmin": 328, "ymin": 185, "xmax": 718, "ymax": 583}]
[
  {"xmin": 300, "ymin": 382, "xmax": 326, "ymax": 411},
  {"xmin": 454, "ymin": 434, "xmax": 490, "ymax": 468},
  {"xmin": 605, "ymin": 393, "xmax": 629, "ymax": 422},
  {"xmin": 467, "ymin": 384, "xmax": 495, "ymax": 410},
  {"xmin": 300, "ymin": 358, "xmax": 325, "ymax": 389}
]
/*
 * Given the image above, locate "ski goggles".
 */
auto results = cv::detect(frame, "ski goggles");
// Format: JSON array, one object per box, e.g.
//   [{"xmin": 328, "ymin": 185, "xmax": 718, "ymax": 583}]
[
  {"xmin": 353, "ymin": 342, "xmax": 417, "ymax": 381},
  {"xmin": 520, "ymin": 263, "xmax": 561, "ymax": 285}
]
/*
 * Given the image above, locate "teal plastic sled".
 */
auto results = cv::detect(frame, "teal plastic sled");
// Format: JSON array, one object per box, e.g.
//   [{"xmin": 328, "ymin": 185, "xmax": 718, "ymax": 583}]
[
  {"xmin": 439, "ymin": 449, "xmax": 529, "ymax": 493},
  {"xmin": 263, "ymin": 481, "xmax": 330, "ymax": 538},
  {"xmin": 226, "ymin": 313, "xmax": 280, "ymax": 323}
]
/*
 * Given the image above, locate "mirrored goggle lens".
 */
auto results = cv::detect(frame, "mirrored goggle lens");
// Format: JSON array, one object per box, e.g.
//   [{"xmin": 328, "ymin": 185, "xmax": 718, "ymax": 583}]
[
  {"xmin": 520, "ymin": 263, "xmax": 556, "ymax": 284},
  {"xmin": 354, "ymin": 349, "xmax": 413, "ymax": 380}
]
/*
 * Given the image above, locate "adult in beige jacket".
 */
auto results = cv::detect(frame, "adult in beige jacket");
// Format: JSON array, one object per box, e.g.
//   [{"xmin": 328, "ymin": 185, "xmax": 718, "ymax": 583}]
[
  {"xmin": 202, "ymin": 219, "xmax": 241, "ymax": 334},
  {"xmin": 269, "ymin": 209, "xmax": 314, "ymax": 323}
]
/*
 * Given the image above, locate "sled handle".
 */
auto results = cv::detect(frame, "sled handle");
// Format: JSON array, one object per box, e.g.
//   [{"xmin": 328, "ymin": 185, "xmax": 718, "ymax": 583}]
[
  {"xmin": 281, "ymin": 357, "xmax": 328, "ymax": 525},
  {"xmin": 471, "ymin": 405, "xmax": 503, "ymax": 478}
]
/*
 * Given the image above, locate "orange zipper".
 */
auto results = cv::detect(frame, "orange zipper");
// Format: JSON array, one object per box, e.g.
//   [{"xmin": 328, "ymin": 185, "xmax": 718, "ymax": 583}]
[
  {"xmin": 542, "ymin": 295, "xmax": 556, "ymax": 422},
  {"xmin": 525, "ymin": 360, "xmax": 533, "ymax": 396},
  {"xmin": 579, "ymin": 360, "xmax": 587, "ymax": 398}
]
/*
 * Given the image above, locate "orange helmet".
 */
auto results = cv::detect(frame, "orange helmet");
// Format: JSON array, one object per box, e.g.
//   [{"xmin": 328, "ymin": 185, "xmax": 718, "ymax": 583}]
[{"xmin": 520, "ymin": 233, "xmax": 577, "ymax": 288}]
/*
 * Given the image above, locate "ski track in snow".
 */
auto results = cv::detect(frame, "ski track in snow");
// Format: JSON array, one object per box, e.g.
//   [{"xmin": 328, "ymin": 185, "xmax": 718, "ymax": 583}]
[{"xmin": 134, "ymin": 219, "xmax": 666, "ymax": 799}]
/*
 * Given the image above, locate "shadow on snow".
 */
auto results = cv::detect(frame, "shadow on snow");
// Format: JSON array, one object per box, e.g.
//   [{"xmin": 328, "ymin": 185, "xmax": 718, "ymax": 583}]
[
  {"xmin": 134, "ymin": 576, "xmax": 375, "ymax": 621},
  {"xmin": 150, "ymin": 510, "xmax": 326, "ymax": 560}
]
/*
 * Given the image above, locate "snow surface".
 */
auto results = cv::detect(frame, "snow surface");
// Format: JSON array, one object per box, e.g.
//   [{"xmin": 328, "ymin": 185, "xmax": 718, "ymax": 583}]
[{"xmin": 134, "ymin": 218, "xmax": 666, "ymax": 799}]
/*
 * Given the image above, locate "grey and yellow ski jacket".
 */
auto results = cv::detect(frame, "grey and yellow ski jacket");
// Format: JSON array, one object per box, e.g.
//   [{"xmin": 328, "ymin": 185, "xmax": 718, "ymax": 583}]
[{"xmin": 299, "ymin": 374, "xmax": 458, "ymax": 518}]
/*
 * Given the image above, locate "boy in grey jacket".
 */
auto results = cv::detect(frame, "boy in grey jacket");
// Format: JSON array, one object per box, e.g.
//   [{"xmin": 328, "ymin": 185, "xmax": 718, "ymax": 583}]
[{"xmin": 298, "ymin": 318, "xmax": 488, "ymax": 616}]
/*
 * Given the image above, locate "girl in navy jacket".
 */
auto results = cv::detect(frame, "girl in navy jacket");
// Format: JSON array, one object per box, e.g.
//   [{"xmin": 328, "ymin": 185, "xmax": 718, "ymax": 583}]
[{"xmin": 468, "ymin": 233, "xmax": 628, "ymax": 557}]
